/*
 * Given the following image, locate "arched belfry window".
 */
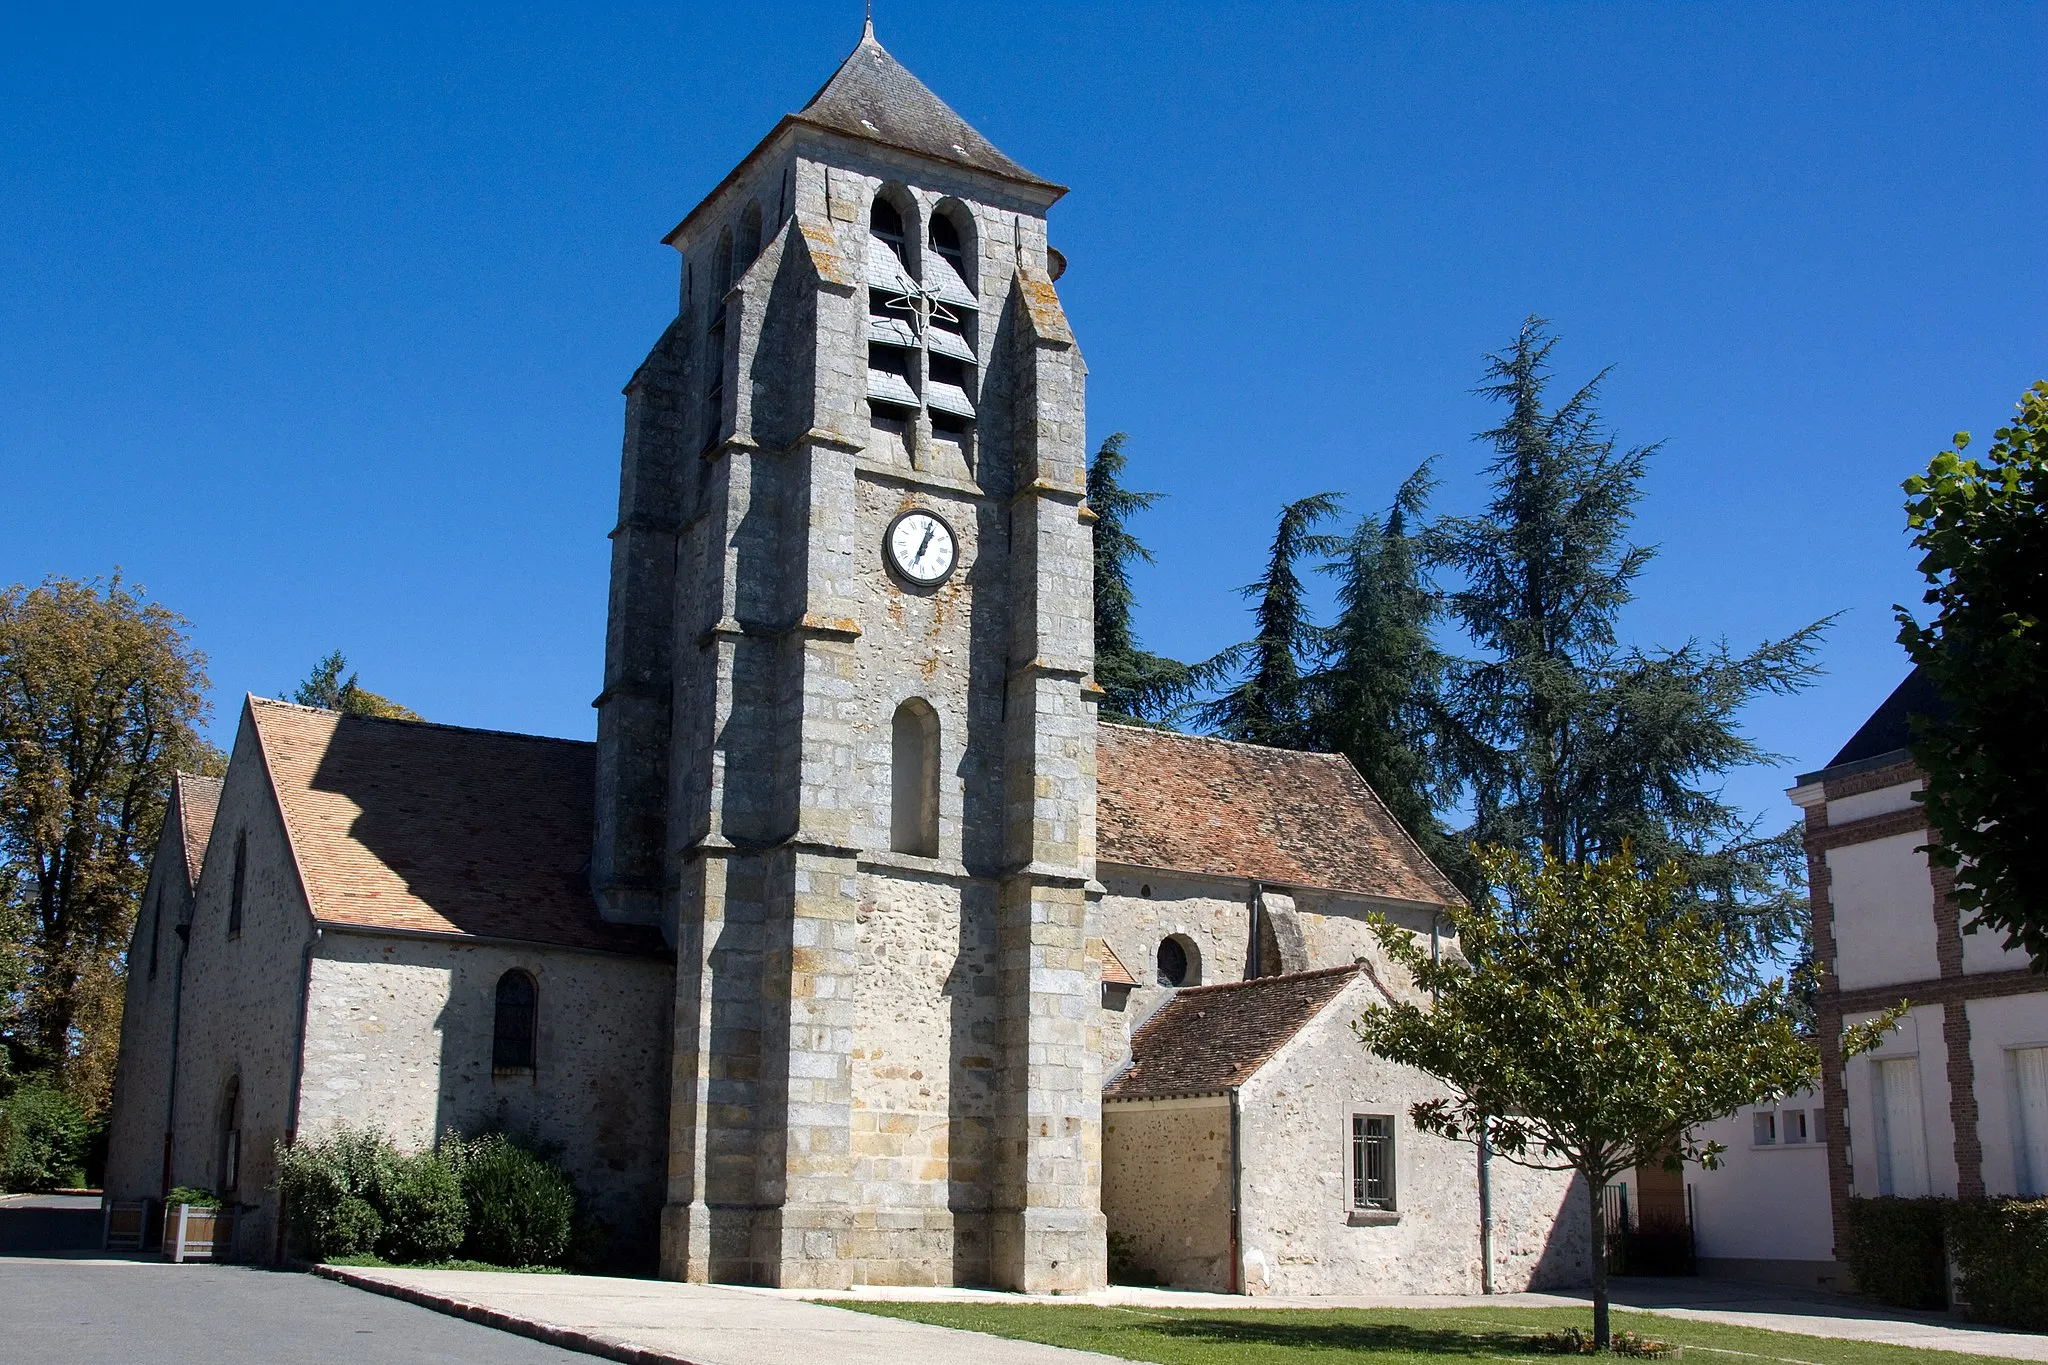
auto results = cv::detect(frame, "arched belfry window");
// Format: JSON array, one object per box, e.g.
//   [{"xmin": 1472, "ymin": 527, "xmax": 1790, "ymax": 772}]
[
  {"xmin": 890, "ymin": 700, "xmax": 940, "ymax": 858},
  {"xmin": 928, "ymin": 209, "xmax": 967, "ymax": 281},
  {"xmin": 870, "ymin": 195, "xmax": 908, "ymax": 266},
  {"xmin": 493, "ymin": 970, "xmax": 538, "ymax": 1071}
]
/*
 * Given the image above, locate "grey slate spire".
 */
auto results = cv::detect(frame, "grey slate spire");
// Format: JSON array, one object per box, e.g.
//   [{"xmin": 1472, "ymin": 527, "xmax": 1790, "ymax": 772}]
[{"xmin": 793, "ymin": 24, "xmax": 1062, "ymax": 192}]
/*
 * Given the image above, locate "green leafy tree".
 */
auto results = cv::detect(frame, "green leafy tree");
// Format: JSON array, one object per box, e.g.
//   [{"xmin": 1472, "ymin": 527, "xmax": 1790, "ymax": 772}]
[
  {"xmin": 1431, "ymin": 318, "xmax": 1826, "ymax": 972},
  {"xmin": 0, "ymin": 575, "xmax": 221, "ymax": 1109},
  {"xmin": 291, "ymin": 651, "xmax": 421, "ymax": 721},
  {"xmin": 1897, "ymin": 381, "xmax": 2048, "ymax": 963},
  {"xmin": 1311, "ymin": 461, "xmax": 1471, "ymax": 889},
  {"xmin": 1195, "ymin": 492, "xmax": 1344, "ymax": 748},
  {"xmin": 1088, "ymin": 435, "xmax": 1195, "ymax": 725},
  {"xmin": 1356, "ymin": 846, "xmax": 1901, "ymax": 1347}
]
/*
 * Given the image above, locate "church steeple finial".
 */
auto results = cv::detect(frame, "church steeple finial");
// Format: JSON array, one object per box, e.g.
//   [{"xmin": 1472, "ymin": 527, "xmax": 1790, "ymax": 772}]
[{"xmin": 862, "ymin": 0, "xmax": 874, "ymax": 43}]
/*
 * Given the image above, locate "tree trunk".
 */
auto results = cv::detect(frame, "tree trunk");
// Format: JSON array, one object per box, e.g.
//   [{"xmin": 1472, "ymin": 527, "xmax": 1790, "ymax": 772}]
[{"xmin": 1586, "ymin": 1170, "xmax": 1610, "ymax": 1349}]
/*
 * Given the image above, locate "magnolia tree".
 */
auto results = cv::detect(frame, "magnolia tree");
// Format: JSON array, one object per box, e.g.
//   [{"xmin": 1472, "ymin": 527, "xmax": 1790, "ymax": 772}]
[
  {"xmin": 1357, "ymin": 847, "xmax": 1899, "ymax": 1348},
  {"xmin": 1897, "ymin": 381, "xmax": 2048, "ymax": 963}
]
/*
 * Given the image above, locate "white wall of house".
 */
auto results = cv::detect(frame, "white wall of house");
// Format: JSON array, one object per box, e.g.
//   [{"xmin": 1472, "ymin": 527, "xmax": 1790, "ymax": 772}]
[
  {"xmin": 1963, "ymin": 995, "xmax": 2048, "ymax": 1198},
  {"xmin": 1686, "ymin": 1088, "xmax": 1837, "ymax": 1285}
]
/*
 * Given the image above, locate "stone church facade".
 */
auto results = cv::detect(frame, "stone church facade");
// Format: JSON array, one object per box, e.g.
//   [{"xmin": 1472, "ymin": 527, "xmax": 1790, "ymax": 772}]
[{"xmin": 104, "ymin": 29, "xmax": 1586, "ymax": 1294}]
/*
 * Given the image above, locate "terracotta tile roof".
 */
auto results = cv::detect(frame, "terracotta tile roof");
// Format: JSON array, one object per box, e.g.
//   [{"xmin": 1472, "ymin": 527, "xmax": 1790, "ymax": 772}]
[
  {"xmin": 1097, "ymin": 725, "xmax": 1460, "ymax": 905},
  {"xmin": 246, "ymin": 698, "xmax": 665, "ymax": 957},
  {"xmin": 1090, "ymin": 938, "xmax": 1137, "ymax": 988},
  {"xmin": 174, "ymin": 773, "xmax": 224, "ymax": 890},
  {"xmin": 1104, "ymin": 966, "xmax": 1361, "ymax": 1100}
]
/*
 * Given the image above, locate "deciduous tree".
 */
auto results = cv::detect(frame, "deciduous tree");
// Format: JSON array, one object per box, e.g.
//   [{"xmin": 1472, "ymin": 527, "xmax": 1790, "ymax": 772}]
[
  {"xmin": 1356, "ymin": 846, "xmax": 1899, "ymax": 1347},
  {"xmin": 1897, "ymin": 381, "xmax": 2048, "ymax": 963},
  {"xmin": 0, "ymin": 575, "xmax": 220, "ymax": 1111}
]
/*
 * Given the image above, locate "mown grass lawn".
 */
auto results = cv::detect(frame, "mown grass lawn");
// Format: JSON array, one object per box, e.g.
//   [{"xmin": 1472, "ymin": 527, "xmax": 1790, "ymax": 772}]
[{"xmin": 834, "ymin": 1302, "xmax": 2018, "ymax": 1365}]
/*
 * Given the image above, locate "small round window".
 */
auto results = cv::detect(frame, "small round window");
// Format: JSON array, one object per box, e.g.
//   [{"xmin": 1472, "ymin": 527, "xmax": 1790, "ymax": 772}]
[{"xmin": 1157, "ymin": 935, "xmax": 1195, "ymax": 987}]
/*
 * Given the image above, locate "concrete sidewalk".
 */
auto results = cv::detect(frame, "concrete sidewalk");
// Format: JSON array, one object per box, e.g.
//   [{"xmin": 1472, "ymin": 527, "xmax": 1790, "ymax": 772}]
[
  {"xmin": 317, "ymin": 1265, "xmax": 1128, "ymax": 1365},
  {"xmin": 322, "ymin": 1266, "xmax": 2048, "ymax": 1364}
]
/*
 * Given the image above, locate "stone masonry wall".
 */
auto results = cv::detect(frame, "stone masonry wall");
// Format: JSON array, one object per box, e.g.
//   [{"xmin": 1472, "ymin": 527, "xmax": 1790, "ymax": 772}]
[
  {"xmin": 1238, "ymin": 976, "xmax": 1588, "ymax": 1294},
  {"xmin": 297, "ymin": 931, "xmax": 672, "ymax": 1268},
  {"xmin": 166, "ymin": 708, "xmax": 316, "ymax": 1260},
  {"xmin": 104, "ymin": 803, "xmax": 197, "ymax": 1204},
  {"xmin": 1100, "ymin": 1098, "xmax": 1233, "ymax": 1289}
]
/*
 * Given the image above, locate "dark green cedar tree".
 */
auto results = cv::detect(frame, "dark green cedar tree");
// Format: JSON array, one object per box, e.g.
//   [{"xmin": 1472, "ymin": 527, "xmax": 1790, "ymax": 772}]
[
  {"xmin": 1430, "ymin": 318, "xmax": 1827, "ymax": 974},
  {"xmin": 1194, "ymin": 492, "xmax": 1343, "ymax": 749},
  {"xmin": 1087, "ymin": 434, "xmax": 1195, "ymax": 726},
  {"xmin": 291, "ymin": 651, "xmax": 421, "ymax": 721}
]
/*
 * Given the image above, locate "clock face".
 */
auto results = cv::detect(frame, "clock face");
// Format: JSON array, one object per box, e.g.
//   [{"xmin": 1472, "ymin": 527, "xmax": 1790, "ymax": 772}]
[{"xmin": 886, "ymin": 510, "xmax": 958, "ymax": 586}]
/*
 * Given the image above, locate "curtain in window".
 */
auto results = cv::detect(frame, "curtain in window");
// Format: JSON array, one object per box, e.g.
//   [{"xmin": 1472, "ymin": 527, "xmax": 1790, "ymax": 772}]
[
  {"xmin": 1873, "ymin": 1057, "xmax": 1930, "ymax": 1197},
  {"xmin": 2013, "ymin": 1047, "xmax": 2048, "ymax": 1196}
]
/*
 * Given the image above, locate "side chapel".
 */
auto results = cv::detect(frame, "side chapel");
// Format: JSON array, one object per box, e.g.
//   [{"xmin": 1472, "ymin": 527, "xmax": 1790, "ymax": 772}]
[{"xmin": 104, "ymin": 27, "xmax": 1588, "ymax": 1295}]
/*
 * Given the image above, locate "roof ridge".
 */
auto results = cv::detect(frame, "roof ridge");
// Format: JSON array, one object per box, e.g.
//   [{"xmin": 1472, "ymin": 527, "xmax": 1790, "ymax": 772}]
[
  {"xmin": 1169, "ymin": 964, "xmax": 1361, "ymax": 998},
  {"xmin": 247, "ymin": 694, "xmax": 593, "ymax": 749},
  {"xmin": 1100, "ymin": 723, "xmax": 1349, "ymax": 763}
]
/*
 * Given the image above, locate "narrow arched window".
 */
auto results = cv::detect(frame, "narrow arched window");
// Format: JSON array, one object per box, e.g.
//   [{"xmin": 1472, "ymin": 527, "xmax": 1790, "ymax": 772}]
[
  {"xmin": 146, "ymin": 888, "xmax": 162, "ymax": 979},
  {"xmin": 736, "ymin": 201, "xmax": 763, "ymax": 271},
  {"xmin": 219, "ymin": 1077, "xmax": 242, "ymax": 1195},
  {"xmin": 890, "ymin": 700, "xmax": 939, "ymax": 857},
  {"xmin": 228, "ymin": 831, "xmax": 247, "ymax": 938},
  {"xmin": 871, "ymin": 195, "xmax": 907, "ymax": 266},
  {"xmin": 493, "ymin": 970, "xmax": 538, "ymax": 1071}
]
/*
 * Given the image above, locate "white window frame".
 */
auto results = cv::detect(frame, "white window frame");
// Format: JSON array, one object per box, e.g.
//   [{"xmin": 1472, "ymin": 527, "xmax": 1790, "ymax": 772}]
[{"xmin": 1350, "ymin": 1112, "xmax": 1397, "ymax": 1215}]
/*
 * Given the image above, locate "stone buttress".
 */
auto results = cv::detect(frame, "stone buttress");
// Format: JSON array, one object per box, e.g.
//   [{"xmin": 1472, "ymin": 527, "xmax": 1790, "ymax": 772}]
[{"xmin": 590, "ymin": 29, "xmax": 1106, "ymax": 1291}]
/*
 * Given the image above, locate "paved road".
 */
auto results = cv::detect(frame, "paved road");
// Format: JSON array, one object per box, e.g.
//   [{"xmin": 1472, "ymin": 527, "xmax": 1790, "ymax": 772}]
[{"xmin": 1, "ymin": 1257, "xmax": 598, "ymax": 1364}]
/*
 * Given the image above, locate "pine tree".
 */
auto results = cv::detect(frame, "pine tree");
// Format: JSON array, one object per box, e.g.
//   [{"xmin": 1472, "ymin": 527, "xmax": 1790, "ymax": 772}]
[
  {"xmin": 290, "ymin": 651, "xmax": 421, "ymax": 721},
  {"xmin": 1311, "ymin": 462, "xmax": 1470, "ymax": 887},
  {"xmin": 1195, "ymin": 492, "xmax": 1343, "ymax": 748},
  {"xmin": 1088, "ymin": 434, "xmax": 1194, "ymax": 726},
  {"xmin": 1432, "ymin": 318, "xmax": 1826, "ymax": 970}
]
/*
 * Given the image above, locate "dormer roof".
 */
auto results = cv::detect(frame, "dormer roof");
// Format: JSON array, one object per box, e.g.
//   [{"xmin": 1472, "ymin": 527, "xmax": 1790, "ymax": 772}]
[{"xmin": 792, "ymin": 23, "xmax": 1062, "ymax": 193}]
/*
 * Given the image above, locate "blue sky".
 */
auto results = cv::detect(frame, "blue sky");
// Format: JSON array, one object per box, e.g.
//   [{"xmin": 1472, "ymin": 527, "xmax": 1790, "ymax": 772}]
[{"xmin": 3, "ymin": 2, "xmax": 2043, "ymax": 832}]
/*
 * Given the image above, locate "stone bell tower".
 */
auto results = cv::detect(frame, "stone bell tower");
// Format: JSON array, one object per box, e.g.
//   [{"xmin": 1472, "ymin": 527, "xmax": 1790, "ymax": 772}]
[{"xmin": 590, "ymin": 26, "xmax": 1104, "ymax": 1290}]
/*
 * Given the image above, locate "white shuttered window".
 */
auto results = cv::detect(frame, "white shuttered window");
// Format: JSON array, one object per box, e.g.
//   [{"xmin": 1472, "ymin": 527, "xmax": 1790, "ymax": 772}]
[
  {"xmin": 1873, "ymin": 1057, "xmax": 1930, "ymax": 1197},
  {"xmin": 2012, "ymin": 1047, "xmax": 2048, "ymax": 1196}
]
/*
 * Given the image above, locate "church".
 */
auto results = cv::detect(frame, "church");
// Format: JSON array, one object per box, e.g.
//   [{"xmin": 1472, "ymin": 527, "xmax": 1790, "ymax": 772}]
[{"xmin": 104, "ymin": 27, "xmax": 1587, "ymax": 1295}]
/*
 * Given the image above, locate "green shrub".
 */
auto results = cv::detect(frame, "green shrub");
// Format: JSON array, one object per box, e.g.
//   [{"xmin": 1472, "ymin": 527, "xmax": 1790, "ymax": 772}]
[
  {"xmin": 1948, "ymin": 1197, "xmax": 2048, "ymax": 1329},
  {"xmin": 277, "ymin": 1126, "xmax": 469, "ymax": 1264},
  {"xmin": 1843, "ymin": 1196, "xmax": 1949, "ymax": 1309},
  {"xmin": 375, "ymin": 1152, "xmax": 467, "ymax": 1263},
  {"xmin": 164, "ymin": 1186, "xmax": 222, "ymax": 1209},
  {"xmin": 446, "ymin": 1133, "xmax": 576, "ymax": 1267},
  {"xmin": 0, "ymin": 1079, "xmax": 88, "ymax": 1191}
]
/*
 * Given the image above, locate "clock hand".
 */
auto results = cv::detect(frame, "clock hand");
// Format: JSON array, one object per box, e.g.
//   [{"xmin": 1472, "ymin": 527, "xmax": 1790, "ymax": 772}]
[{"xmin": 914, "ymin": 522, "xmax": 934, "ymax": 562}]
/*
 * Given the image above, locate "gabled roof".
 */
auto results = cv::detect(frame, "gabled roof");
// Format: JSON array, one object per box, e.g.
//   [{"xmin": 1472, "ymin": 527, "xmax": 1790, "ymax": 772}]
[
  {"xmin": 792, "ymin": 24, "xmax": 1061, "ymax": 192},
  {"xmin": 1090, "ymin": 937, "xmax": 1137, "ymax": 988},
  {"xmin": 1806, "ymin": 667, "xmax": 1952, "ymax": 780},
  {"xmin": 1097, "ymin": 726, "xmax": 1461, "ymax": 906},
  {"xmin": 173, "ymin": 773, "xmax": 224, "ymax": 891},
  {"xmin": 1104, "ymin": 966, "xmax": 1361, "ymax": 1100},
  {"xmin": 246, "ymin": 698, "xmax": 664, "ymax": 957}
]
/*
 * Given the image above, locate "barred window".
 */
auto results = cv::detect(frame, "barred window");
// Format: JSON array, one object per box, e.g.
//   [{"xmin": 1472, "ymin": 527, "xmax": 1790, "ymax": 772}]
[
  {"xmin": 1351, "ymin": 1114, "xmax": 1395, "ymax": 1211},
  {"xmin": 493, "ymin": 970, "xmax": 538, "ymax": 1071}
]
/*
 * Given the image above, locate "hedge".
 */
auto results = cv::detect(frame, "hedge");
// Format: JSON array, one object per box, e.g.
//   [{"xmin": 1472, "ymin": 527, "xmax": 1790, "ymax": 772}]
[
  {"xmin": 1948, "ymin": 1197, "xmax": 2048, "ymax": 1330},
  {"xmin": 1842, "ymin": 1196, "xmax": 1949, "ymax": 1310}
]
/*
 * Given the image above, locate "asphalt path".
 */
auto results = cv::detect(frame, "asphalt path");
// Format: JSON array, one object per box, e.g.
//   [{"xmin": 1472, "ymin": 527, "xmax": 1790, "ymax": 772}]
[{"xmin": 0, "ymin": 1257, "xmax": 597, "ymax": 1364}]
